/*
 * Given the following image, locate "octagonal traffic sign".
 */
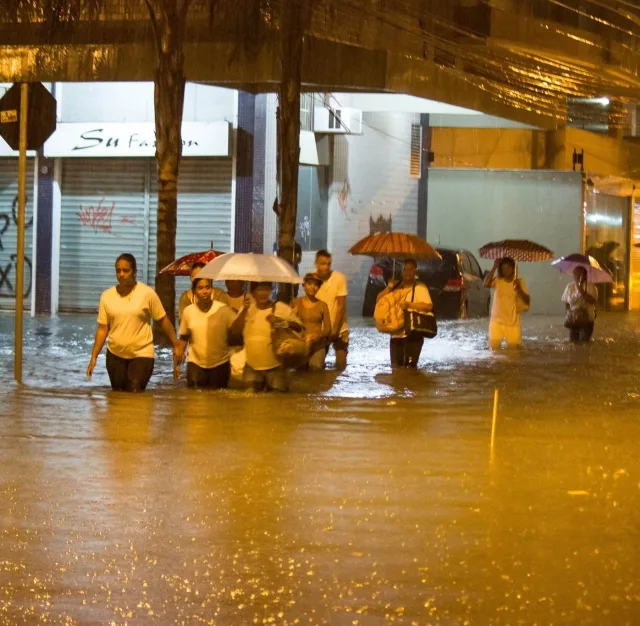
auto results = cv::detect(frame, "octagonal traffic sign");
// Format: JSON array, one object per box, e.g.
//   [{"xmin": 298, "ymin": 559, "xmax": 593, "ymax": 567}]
[{"xmin": 0, "ymin": 82, "xmax": 57, "ymax": 151}]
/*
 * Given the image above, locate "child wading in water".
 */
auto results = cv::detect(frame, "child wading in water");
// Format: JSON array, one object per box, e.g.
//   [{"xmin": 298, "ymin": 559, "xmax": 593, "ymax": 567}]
[{"xmin": 291, "ymin": 273, "xmax": 331, "ymax": 371}]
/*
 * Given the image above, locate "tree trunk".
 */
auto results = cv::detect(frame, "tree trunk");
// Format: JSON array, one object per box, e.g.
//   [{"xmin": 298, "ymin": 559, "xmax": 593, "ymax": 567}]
[
  {"xmin": 276, "ymin": 0, "xmax": 304, "ymax": 302},
  {"xmin": 152, "ymin": 7, "xmax": 186, "ymax": 330}
]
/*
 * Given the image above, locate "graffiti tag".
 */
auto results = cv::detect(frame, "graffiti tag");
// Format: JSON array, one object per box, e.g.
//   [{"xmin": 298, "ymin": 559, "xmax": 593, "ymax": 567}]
[
  {"xmin": 77, "ymin": 197, "xmax": 115, "ymax": 234},
  {"xmin": 0, "ymin": 195, "xmax": 33, "ymax": 250},
  {"xmin": 0, "ymin": 194, "xmax": 33, "ymax": 299},
  {"xmin": 0, "ymin": 253, "xmax": 32, "ymax": 299}
]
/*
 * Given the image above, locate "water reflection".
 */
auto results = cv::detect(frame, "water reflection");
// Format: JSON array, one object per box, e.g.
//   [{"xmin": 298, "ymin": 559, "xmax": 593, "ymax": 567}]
[{"xmin": 0, "ymin": 313, "xmax": 639, "ymax": 622}]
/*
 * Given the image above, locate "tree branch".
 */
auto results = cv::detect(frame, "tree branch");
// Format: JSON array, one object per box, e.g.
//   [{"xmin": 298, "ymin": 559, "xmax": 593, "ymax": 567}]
[{"xmin": 143, "ymin": 0, "xmax": 163, "ymax": 56}]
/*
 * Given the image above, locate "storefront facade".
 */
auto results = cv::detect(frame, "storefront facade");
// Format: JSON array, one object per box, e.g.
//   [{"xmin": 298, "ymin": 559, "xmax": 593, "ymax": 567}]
[{"xmin": 44, "ymin": 121, "xmax": 233, "ymax": 312}]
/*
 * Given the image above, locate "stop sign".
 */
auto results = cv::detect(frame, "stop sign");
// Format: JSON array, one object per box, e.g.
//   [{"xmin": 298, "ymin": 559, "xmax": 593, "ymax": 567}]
[{"xmin": 0, "ymin": 82, "xmax": 57, "ymax": 151}]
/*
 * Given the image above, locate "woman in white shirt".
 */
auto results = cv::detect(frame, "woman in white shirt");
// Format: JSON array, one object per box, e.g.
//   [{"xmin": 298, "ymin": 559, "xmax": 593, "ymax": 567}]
[
  {"xmin": 376, "ymin": 259, "xmax": 433, "ymax": 368},
  {"xmin": 86, "ymin": 253, "xmax": 183, "ymax": 392},
  {"xmin": 483, "ymin": 257, "xmax": 530, "ymax": 350},
  {"xmin": 561, "ymin": 266, "xmax": 598, "ymax": 342},
  {"xmin": 177, "ymin": 277, "xmax": 237, "ymax": 389},
  {"xmin": 229, "ymin": 281, "xmax": 302, "ymax": 392}
]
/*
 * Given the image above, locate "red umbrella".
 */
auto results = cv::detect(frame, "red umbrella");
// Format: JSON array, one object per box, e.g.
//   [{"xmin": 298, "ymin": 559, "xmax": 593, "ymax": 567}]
[{"xmin": 159, "ymin": 244, "xmax": 225, "ymax": 276}]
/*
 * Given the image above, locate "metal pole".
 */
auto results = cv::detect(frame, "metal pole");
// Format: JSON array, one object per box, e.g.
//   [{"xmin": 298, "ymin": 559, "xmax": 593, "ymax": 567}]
[{"xmin": 14, "ymin": 83, "xmax": 28, "ymax": 383}]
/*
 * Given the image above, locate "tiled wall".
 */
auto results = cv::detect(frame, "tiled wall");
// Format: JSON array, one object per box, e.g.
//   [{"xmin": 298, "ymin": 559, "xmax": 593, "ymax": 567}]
[{"xmin": 325, "ymin": 112, "xmax": 420, "ymax": 314}]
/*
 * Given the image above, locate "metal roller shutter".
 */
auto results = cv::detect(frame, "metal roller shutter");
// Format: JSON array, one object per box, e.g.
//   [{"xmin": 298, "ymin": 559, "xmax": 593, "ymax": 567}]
[
  {"xmin": 148, "ymin": 158, "xmax": 233, "ymax": 294},
  {"xmin": 59, "ymin": 159, "xmax": 149, "ymax": 312},
  {"xmin": 0, "ymin": 158, "xmax": 35, "ymax": 310}
]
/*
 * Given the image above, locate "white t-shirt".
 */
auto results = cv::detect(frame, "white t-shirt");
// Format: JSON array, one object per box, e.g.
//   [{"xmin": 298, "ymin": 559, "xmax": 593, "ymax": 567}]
[
  {"xmin": 490, "ymin": 277, "xmax": 529, "ymax": 327},
  {"xmin": 243, "ymin": 302, "xmax": 300, "ymax": 371},
  {"xmin": 391, "ymin": 282, "xmax": 433, "ymax": 339},
  {"xmin": 97, "ymin": 282, "xmax": 166, "ymax": 359},
  {"xmin": 317, "ymin": 271, "xmax": 348, "ymax": 335},
  {"xmin": 179, "ymin": 301, "xmax": 237, "ymax": 369},
  {"xmin": 562, "ymin": 282, "xmax": 598, "ymax": 322}
]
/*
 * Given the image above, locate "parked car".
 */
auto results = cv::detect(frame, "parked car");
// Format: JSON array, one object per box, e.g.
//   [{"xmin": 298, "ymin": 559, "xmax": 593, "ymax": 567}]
[{"xmin": 362, "ymin": 248, "xmax": 491, "ymax": 319}]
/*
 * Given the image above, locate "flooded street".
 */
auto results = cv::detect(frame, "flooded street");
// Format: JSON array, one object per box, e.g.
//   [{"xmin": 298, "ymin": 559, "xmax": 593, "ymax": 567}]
[{"xmin": 1, "ymin": 312, "xmax": 640, "ymax": 624}]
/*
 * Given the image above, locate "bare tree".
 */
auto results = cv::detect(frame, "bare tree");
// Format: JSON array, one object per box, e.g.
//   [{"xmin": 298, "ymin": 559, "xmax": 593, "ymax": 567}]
[
  {"xmin": 276, "ymin": 0, "xmax": 306, "ymax": 302},
  {"xmin": 145, "ymin": 0, "xmax": 191, "ymax": 328}
]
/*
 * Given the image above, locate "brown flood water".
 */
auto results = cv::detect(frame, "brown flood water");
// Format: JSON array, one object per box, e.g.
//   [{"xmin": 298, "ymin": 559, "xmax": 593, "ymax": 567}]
[{"xmin": 0, "ymin": 312, "xmax": 639, "ymax": 624}]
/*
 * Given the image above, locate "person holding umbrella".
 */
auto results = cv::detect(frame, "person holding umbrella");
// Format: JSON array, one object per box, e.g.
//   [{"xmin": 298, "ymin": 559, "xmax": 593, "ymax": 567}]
[
  {"xmin": 483, "ymin": 257, "xmax": 530, "ymax": 350},
  {"xmin": 197, "ymin": 252, "xmax": 304, "ymax": 388},
  {"xmin": 229, "ymin": 282, "xmax": 302, "ymax": 392},
  {"xmin": 561, "ymin": 267, "xmax": 598, "ymax": 342},
  {"xmin": 552, "ymin": 254, "xmax": 610, "ymax": 343},
  {"xmin": 376, "ymin": 259, "xmax": 433, "ymax": 368}
]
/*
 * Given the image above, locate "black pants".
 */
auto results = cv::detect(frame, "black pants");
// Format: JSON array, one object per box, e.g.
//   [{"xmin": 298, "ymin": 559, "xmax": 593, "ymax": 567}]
[
  {"xmin": 570, "ymin": 322, "xmax": 594, "ymax": 343},
  {"xmin": 106, "ymin": 350, "xmax": 154, "ymax": 392},
  {"xmin": 187, "ymin": 361, "xmax": 231, "ymax": 389},
  {"xmin": 390, "ymin": 333, "xmax": 424, "ymax": 368}
]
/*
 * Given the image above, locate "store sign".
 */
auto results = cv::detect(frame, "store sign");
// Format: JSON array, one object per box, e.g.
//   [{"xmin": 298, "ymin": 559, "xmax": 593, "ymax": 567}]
[{"xmin": 42, "ymin": 122, "xmax": 230, "ymax": 158}]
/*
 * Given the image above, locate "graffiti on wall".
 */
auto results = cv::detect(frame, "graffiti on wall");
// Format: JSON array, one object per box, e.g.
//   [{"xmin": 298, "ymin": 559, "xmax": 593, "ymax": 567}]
[
  {"xmin": 76, "ymin": 197, "xmax": 136, "ymax": 233},
  {"xmin": 338, "ymin": 180, "xmax": 357, "ymax": 218},
  {"xmin": 77, "ymin": 197, "xmax": 116, "ymax": 234},
  {"xmin": 0, "ymin": 195, "xmax": 32, "ymax": 299},
  {"xmin": 370, "ymin": 215, "xmax": 392, "ymax": 235}
]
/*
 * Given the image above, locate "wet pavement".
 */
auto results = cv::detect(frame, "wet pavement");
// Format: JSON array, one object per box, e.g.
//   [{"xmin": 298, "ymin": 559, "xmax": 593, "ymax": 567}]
[{"xmin": 1, "ymin": 312, "xmax": 640, "ymax": 624}]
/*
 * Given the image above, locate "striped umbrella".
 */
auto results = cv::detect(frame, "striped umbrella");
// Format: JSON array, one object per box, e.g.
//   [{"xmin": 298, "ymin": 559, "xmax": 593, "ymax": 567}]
[
  {"xmin": 479, "ymin": 239, "xmax": 554, "ymax": 262},
  {"xmin": 348, "ymin": 232, "xmax": 441, "ymax": 260}
]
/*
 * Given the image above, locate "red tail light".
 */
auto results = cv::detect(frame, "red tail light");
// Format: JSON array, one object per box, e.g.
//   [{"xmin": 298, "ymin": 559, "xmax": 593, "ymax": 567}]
[
  {"xmin": 443, "ymin": 278, "xmax": 464, "ymax": 292},
  {"xmin": 369, "ymin": 265, "xmax": 384, "ymax": 278}
]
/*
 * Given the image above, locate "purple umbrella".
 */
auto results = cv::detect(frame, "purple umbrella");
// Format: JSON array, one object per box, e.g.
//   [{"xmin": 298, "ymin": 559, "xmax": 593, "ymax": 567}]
[{"xmin": 551, "ymin": 254, "xmax": 613, "ymax": 284}]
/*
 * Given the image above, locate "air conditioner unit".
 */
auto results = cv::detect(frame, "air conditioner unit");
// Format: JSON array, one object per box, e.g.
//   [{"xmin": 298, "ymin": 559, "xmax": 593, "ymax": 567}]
[{"xmin": 314, "ymin": 107, "xmax": 363, "ymax": 135}]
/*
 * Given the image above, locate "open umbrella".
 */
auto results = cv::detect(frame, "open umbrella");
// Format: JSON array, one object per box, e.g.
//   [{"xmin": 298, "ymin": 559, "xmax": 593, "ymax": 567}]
[
  {"xmin": 348, "ymin": 232, "xmax": 441, "ymax": 260},
  {"xmin": 479, "ymin": 239, "xmax": 554, "ymax": 262},
  {"xmin": 198, "ymin": 253, "xmax": 303, "ymax": 284},
  {"xmin": 159, "ymin": 242, "xmax": 225, "ymax": 276},
  {"xmin": 551, "ymin": 254, "xmax": 613, "ymax": 284}
]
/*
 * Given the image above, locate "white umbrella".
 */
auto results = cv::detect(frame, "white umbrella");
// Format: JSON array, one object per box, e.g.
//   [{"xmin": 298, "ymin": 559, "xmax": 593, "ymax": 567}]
[{"xmin": 198, "ymin": 253, "xmax": 303, "ymax": 284}]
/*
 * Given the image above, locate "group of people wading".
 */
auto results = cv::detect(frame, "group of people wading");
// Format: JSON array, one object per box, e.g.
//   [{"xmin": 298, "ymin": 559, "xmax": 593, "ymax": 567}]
[
  {"xmin": 87, "ymin": 250, "xmax": 349, "ymax": 393},
  {"xmin": 86, "ymin": 251, "xmax": 600, "ymax": 393}
]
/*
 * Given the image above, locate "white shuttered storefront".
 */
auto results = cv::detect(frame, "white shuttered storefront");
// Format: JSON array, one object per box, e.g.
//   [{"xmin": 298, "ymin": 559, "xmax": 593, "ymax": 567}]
[
  {"xmin": 148, "ymin": 158, "xmax": 233, "ymax": 296},
  {"xmin": 58, "ymin": 158, "xmax": 233, "ymax": 312},
  {"xmin": 0, "ymin": 159, "xmax": 35, "ymax": 310}
]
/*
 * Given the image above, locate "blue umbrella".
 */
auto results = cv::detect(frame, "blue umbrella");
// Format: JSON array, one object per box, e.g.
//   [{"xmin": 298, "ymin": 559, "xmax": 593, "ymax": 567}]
[{"xmin": 551, "ymin": 254, "xmax": 613, "ymax": 284}]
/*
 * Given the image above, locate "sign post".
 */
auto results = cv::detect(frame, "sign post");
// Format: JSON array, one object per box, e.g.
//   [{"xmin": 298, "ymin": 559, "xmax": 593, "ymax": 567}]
[
  {"xmin": 0, "ymin": 82, "xmax": 57, "ymax": 383},
  {"xmin": 14, "ymin": 84, "xmax": 28, "ymax": 383}
]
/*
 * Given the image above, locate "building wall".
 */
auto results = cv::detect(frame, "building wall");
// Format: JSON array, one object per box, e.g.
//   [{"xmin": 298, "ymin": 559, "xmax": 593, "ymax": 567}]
[
  {"xmin": 321, "ymin": 112, "xmax": 420, "ymax": 313},
  {"xmin": 58, "ymin": 82, "xmax": 236, "ymax": 123},
  {"xmin": 432, "ymin": 128, "xmax": 547, "ymax": 169},
  {"xmin": 427, "ymin": 169, "xmax": 584, "ymax": 315}
]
